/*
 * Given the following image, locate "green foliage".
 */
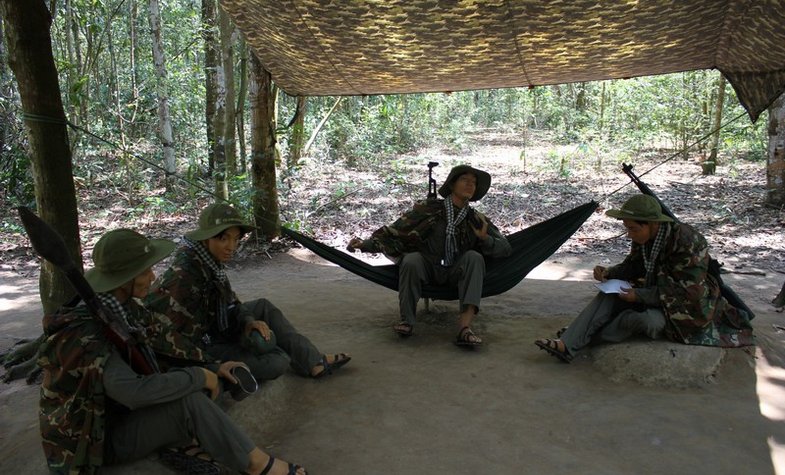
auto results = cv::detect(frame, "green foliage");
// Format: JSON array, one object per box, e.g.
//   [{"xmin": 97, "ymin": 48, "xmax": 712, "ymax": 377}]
[{"xmin": 2, "ymin": 0, "xmax": 771, "ymax": 217}]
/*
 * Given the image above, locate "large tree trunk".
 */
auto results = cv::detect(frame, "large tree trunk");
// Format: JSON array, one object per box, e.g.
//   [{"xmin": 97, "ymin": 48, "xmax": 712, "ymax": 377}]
[
  {"xmin": 202, "ymin": 0, "xmax": 218, "ymax": 176},
  {"xmin": 219, "ymin": 5, "xmax": 237, "ymax": 176},
  {"xmin": 148, "ymin": 0, "xmax": 176, "ymax": 188},
  {"xmin": 702, "ymin": 74, "xmax": 726, "ymax": 175},
  {"xmin": 767, "ymin": 93, "xmax": 785, "ymax": 207},
  {"xmin": 1, "ymin": 0, "xmax": 82, "ymax": 313},
  {"xmin": 249, "ymin": 54, "xmax": 279, "ymax": 239}
]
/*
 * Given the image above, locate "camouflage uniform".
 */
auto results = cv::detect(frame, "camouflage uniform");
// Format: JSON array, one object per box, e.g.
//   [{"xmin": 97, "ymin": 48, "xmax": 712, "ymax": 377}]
[
  {"xmin": 38, "ymin": 298, "xmax": 255, "ymax": 474},
  {"xmin": 146, "ymin": 244, "xmax": 322, "ymax": 381},
  {"xmin": 560, "ymin": 222, "xmax": 754, "ymax": 354},
  {"xmin": 357, "ymin": 198, "xmax": 511, "ymax": 325}
]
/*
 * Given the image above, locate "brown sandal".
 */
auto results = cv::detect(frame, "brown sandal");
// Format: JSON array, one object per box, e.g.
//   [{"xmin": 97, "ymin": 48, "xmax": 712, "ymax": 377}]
[
  {"xmin": 455, "ymin": 326, "xmax": 482, "ymax": 347},
  {"xmin": 535, "ymin": 338, "xmax": 573, "ymax": 363}
]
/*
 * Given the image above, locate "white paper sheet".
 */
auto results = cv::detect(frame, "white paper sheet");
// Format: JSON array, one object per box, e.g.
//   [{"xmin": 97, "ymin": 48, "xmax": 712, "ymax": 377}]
[{"xmin": 594, "ymin": 279, "xmax": 633, "ymax": 294}]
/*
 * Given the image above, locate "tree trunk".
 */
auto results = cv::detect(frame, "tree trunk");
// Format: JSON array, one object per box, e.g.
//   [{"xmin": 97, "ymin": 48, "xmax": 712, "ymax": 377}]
[
  {"xmin": 767, "ymin": 92, "xmax": 785, "ymax": 207},
  {"xmin": 236, "ymin": 37, "xmax": 248, "ymax": 173},
  {"xmin": 202, "ymin": 0, "xmax": 218, "ymax": 176},
  {"xmin": 128, "ymin": 0, "xmax": 140, "ymax": 130},
  {"xmin": 249, "ymin": 53, "xmax": 279, "ymax": 239},
  {"xmin": 219, "ymin": 5, "xmax": 237, "ymax": 176},
  {"xmin": 1, "ymin": 0, "xmax": 82, "ymax": 313},
  {"xmin": 212, "ymin": 31, "xmax": 228, "ymax": 200},
  {"xmin": 148, "ymin": 0, "xmax": 176, "ymax": 188},
  {"xmin": 304, "ymin": 96, "xmax": 342, "ymax": 156},
  {"xmin": 288, "ymin": 95, "xmax": 306, "ymax": 169},
  {"xmin": 703, "ymin": 74, "xmax": 726, "ymax": 175}
]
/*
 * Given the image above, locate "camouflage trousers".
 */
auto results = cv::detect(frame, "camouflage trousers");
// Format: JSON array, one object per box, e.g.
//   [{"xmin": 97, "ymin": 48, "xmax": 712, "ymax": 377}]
[
  {"xmin": 398, "ymin": 250, "xmax": 485, "ymax": 325},
  {"xmin": 561, "ymin": 292, "xmax": 665, "ymax": 355}
]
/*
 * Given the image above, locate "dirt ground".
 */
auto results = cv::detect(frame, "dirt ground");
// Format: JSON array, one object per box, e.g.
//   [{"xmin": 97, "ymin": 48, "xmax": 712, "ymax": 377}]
[
  {"xmin": 1, "ymin": 247, "xmax": 784, "ymax": 475},
  {"xmin": 1, "ymin": 132, "xmax": 784, "ymax": 473}
]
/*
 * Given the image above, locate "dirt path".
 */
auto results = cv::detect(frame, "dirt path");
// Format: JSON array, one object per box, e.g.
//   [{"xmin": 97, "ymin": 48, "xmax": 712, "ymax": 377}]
[{"xmin": 2, "ymin": 248, "xmax": 783, "ymax": 475}]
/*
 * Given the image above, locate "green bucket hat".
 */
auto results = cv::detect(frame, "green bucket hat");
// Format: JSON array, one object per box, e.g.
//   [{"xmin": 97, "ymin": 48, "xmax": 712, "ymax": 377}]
[
  {"xmin": 605, "ymin": 194, "xmax": 674, "ymax": 222},
  {"xmin": 438, "ymin": 164, "xmax": 492, "ymax": 202},
  {"xmin": 185, "ymin": 203, "xmax": 256, "ymax": 241},
  {"xmin": 85, "ymin": 229, "xmax": 176, "ymax": 293}
]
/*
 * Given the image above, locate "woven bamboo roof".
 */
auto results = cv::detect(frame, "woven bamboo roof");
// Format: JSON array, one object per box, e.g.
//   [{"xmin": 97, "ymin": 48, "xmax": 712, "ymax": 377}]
[{"xmin": 221, "ymin": 0, "xmax": 785, "ymax": 121}]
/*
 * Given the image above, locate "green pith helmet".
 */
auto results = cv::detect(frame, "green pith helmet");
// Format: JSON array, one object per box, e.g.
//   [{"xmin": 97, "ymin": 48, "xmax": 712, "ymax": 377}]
[
  {"xmin": 85, "ymin": 229, "xmax": 176, "ymax": 292},
  {"xmin": 605, "ymin": 194, "xmax": 674, "ymax": 222},
  {"xmin": 185, "ymin": 203, "xmax": 256, "ymax": 241},
  {"xmin": 438, "ymin": 164, "xmax": 492, "ymax": 202}
]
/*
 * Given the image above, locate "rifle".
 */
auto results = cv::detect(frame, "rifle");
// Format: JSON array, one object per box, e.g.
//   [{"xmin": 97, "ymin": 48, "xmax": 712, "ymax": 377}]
[
  {"xmin": 621, "ymin": 163, "xmax": 678, "ymax": 221},
  {"xmin": 17, "ymin": 207, "xmax": 159, "ymax": 375},
  {"xmin": 427, "ymin": 161, "xmax": 439, "ymax": 199}
]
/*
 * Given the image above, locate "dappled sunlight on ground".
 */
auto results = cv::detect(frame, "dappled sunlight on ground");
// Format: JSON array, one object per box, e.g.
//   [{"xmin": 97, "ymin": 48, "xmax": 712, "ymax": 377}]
[{"xmin": 756, "ymin": 345, "xmax": 785, "ymax": 474}]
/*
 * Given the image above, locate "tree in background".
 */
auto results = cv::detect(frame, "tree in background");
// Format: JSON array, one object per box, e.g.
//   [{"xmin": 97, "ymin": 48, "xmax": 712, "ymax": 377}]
[
  {"xmin": 1, "ymin": 0, "xmax": 82, "ymax": 313},
  {"xmin": 767, "ymin": 93, "xmax": 785, "ymax": 207},
  {"xmin": 148, "ymin": 0, "xmax": 176, "ymax": 188},
  {"xmin": 249, "ymin": 53, "xmax": 279, "ymax": 239},
  {"xmin": 202, "ymin": 0, "xmax": 218, "ymax": 176},
  {"xmin": 219, "ymin": 5, "xmax": 237, "ymax": 176},
  {"xmin": 703, "ymin": 74, "xmax": 727, "ymax": 175}
]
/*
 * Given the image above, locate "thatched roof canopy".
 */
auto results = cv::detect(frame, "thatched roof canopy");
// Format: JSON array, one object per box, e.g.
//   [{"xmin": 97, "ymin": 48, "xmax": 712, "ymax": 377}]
[{"xmin": 221, "ymin": 0, "xmax": 785, "ymax": 121}]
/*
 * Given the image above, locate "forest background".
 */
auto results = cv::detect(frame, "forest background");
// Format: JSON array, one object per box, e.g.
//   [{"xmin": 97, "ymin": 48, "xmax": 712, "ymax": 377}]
[{"xmin": 0, "ymin": 0, "xmax": 783, "ymax": 314}]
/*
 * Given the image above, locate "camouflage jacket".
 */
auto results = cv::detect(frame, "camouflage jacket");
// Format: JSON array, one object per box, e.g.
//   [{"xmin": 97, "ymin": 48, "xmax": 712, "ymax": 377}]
[
  {"xmin": 606, "ymin": 222, "xmax": 754, "ymax": 347},
  {"xmin": 358, "ymin": 198, "xmax": 511, "ymax": 264},
  {"xmin": 145, "ymin": 245, "xmax": 255, "ymax": 351},
  {"xmin": 38, "ymin": 297, "xmax": 208, "ymax": 474}
]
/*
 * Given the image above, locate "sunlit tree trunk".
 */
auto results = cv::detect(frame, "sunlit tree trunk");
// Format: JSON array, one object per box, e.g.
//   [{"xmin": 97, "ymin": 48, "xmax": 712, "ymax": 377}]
[
  {"xmin": 702, "ymin": 74, "xmax": 726, "ymax": 175},
  {"xmin": 212, "ymin": 32, "xmax": 228, "ymax": 199},
  {"xmin": 128, "ymin": 0, "xmax": 140, "ymax": 129},
  {"xmin": 767, "ymin": 93, "xmax": 785, "ymax": 206},
  {"xmin": 1, "ymin": 0, "xmax": 82, "ymax": 313},
  {"xmin": 148, "ymin": 0, "xmax": 176, "ymax": 187},
  {"xmin": 219, "ymin": 5, "xmax": 237, "ymax": 176},
  {"xmin": 236, "ymin": 37, "xmax": 248, "ymax": 173},
  {"xmin": 249, "ymin": 53, "xmax": 279, "ymax": 239},
  {"xmin": 202, "ymin": 0, "xmax": 217, "ymax": 176}
]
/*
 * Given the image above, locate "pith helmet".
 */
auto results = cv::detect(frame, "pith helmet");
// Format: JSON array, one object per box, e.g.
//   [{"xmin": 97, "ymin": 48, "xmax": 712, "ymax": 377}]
[
  {"xmin": 85, "ymin": 229, "xmax": 175, "ymax": 292},
  {"xmin": 185, "ymin": 203, "xmax": 256, "ymax": 241},
  {"xmin": 605, "ymin": 194, "xmax": 674, "ymax": 222},
  {"xmin": 438, "ymin": 164, "xmax": 492, "ymax": 201}
]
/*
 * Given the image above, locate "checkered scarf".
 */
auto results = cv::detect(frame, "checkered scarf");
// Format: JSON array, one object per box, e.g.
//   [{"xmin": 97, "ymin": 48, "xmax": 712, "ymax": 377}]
[
  {"xmin": 443, "ymin": 198, "xmax": 468, "ymax": 267},
  {"xmin": 642, "ymin": 222, "xmax": 669, "ymax": 286},
  {"xmin": 96, "ymin": 292, "xmax": 160, "ymax": 372},
  {"xmin": 184, "ymin": 237, "xmax": 230, "ymax": 332}
]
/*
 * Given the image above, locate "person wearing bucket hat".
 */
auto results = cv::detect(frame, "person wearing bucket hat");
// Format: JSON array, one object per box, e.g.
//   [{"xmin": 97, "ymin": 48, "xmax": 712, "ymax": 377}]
[
  {"xmin": 347, "ymin": 164, "xmax": 511, "ymax": 346},
  {"xmin": 146, "ymin": 202, "xmax": 351, "ymax": 381},
  {"xmin": 39, "ymin": 228, "xmax": 307, "ymax": 475},
  {"xmin": 534, "ymin": 194, "xmax": 754, "ymax": 364}
]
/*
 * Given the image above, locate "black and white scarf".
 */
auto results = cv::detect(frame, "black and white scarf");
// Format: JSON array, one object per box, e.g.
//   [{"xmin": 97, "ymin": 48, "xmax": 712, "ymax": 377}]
[
  {"xmin": 97, "ymin": 292, "xmax": 161, "ymax": 372},
  {"xmin": 642, "ymin": 223, "xmax": 668, "ymax": 286},
  {"xmin": 443, "ymin": 198, "xmax": 468, "ymax": 267},
  {"xmin": 184, "ymin": 237, "xmax": 230, "ymax": 332}
]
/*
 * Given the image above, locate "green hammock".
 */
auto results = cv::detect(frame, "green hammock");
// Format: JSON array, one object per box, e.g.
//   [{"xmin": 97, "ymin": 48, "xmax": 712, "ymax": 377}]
[{"xmin": 282, "ymin": 201, "xmax": 598, "ymax": 300}]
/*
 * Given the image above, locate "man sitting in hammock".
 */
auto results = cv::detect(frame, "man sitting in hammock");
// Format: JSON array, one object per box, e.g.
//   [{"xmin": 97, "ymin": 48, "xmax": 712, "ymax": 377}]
[{"xmin": 348, "ymin": 164, "xmax": 511, "ymax": 346}]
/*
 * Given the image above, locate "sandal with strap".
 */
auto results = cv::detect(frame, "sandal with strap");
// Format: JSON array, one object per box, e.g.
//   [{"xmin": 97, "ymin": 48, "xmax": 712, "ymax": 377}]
[
  {"xmin": 393, "ymin": 322, "xmax": 413, "ymax": 337},
  {"xmin": 260, "ymin": 456, "xmax": 307, "ymax": 475},
  {"xmin": 159, "ymin": 444, "xmax": 222, "ymax": 475},
  {"xmin": 455, "ymin": 326, "xmax": 482, "ymax": 347},
  {"xmin": 311, "ymin": 353, "xmax": 352, "ymax": 379},
  {"xmin": 534, "ymin": 338, "xmax": 573, "ymax": 363}
]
